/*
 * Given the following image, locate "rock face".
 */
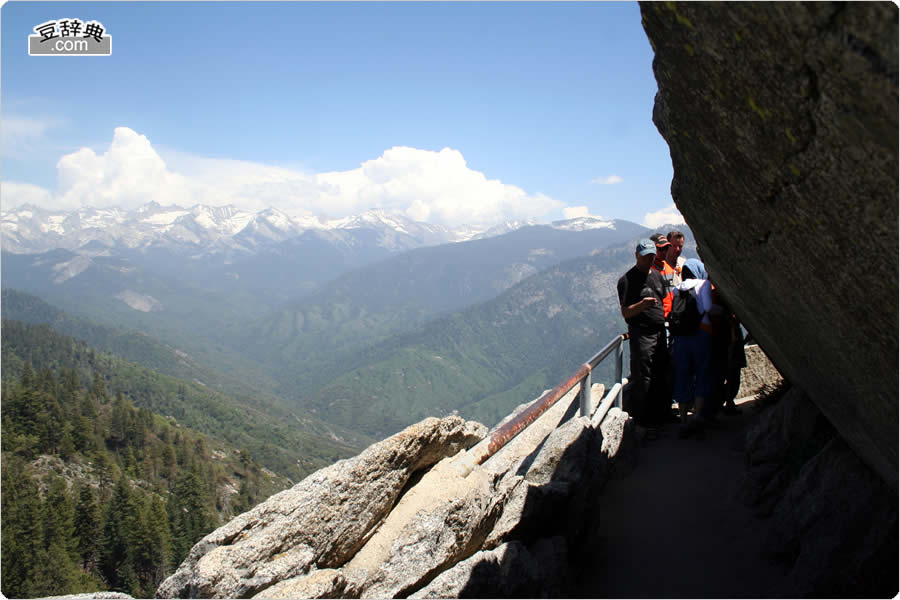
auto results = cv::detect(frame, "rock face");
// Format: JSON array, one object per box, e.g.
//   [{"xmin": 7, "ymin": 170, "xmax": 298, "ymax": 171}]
[
  {"xmin": 640, "ymin": 2, "xmax": 898, "ymax": 489},
  {"xmin": 741, "ymin": 387, "xmax": 898, "ymax": 598},
  {"xmin": 736, "ymin": 344, "xmax": 783, "ymax": 400},
  {"xmin": 157, "ymin": 384, "xmax": 638, "ymax": 599},
  {"xmin": 156, "ymin": 416, "xmax": 486, "ymax": 598}
]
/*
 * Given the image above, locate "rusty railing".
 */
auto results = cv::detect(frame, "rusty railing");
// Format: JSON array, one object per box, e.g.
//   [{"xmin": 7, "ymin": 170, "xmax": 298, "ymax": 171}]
[{"xmin": 453, "ymin": 333, "xmax": 629, "ymax": 476}]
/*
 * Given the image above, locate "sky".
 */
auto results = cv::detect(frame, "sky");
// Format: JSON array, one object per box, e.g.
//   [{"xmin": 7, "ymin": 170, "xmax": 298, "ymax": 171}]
[{"xmin": 1, "ymin": 1, "xmax": 684, "ymax": 229}]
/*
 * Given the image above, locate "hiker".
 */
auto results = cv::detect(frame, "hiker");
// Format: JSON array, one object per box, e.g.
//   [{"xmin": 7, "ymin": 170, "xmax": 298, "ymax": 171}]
[
  {"xmin": 649, "ymin": 233, "xmax": 676, "ymax": 317},
  {"xmin": 719, "ymin": 304, "xmax": 746, "ymax": 415},
  {"xmin": 666, "ymin": 230, "xmax": 687, "ymax": 286},
  {"xmin": 650, "ymin": 232, "xmax": 681, "ymax": 422},
  {"xmin": 617, "ymin": 239, "xmax": 669, "ymax": 436},
  {"xmin": 670, "ymin": 258, "xmax": 724, "ymax": 438}
]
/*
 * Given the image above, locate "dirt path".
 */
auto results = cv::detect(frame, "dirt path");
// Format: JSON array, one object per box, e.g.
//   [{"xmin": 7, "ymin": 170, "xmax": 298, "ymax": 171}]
[{"xmin": 576, "ymin": 398, "xmax": 788, "ymax": 598}]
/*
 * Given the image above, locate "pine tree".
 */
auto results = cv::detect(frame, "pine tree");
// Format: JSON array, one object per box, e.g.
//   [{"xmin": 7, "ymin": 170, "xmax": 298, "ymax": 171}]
[
  {"xmin": 43, "ymin": 476, "xmax": 78, "ymax": 562},
  {"xmin": 60, "ymin": 425, "xmax": 77, "ymax": 459},
  {"xmin": 132, "ymin": 495, "xmax": 172, "ymax": 594},
  {"xmin": 168, "ymin": 471, "xmax": 213, "ymax": 565},
  {"xmin": 21, "ymin": 359, "xmax": 35, "ymax": 388},
  {"xmin": 2, "ymin": 469, "xmax": 46, "ymax": 597},
  {"xmin": 93, "ymin": 451, "xmax": 118, "ymax": 501},
  {"xmin": 1, "ymin": 458, "xmax": 29, "ymax": 597},
  {"xmin": 162, "ymin": 444, "xmax": 178, "ymax": 484},
  {"xmin": 100, "ymin": 477, "xmax": 138, "ymax": 591},
  {"xmin": 91, "ymin": 372, "xmax": 108, "ymax": 404},
  {"xmin": 109, "ymin": 391, "xmax": 130, "ymax": 448},
  {"xmin": 32, "ymin": 541, "xmax": 78, "ymax": 596},
  {"xmin": 74, "ymin": 483, "xmax": 102, "ymax": 573}
]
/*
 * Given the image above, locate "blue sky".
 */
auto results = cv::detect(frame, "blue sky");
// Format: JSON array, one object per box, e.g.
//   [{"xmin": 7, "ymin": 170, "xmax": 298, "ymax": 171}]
[{"xmin": 1, "ymin": 1, "xmax": 682, "ymax": 228}]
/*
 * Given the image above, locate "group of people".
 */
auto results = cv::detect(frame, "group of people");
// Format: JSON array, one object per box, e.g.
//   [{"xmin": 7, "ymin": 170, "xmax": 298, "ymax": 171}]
[{"xmin": 615, "ymin": 230, "xmax": 746, "ymax": 440}]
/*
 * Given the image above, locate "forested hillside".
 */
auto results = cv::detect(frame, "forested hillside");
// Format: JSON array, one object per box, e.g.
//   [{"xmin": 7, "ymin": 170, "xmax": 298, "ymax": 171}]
[
  {"xmin": 1, "ymin": 324, "xmax": 292, "ymax": 597},
  {"xmin": 240, "ymin": 223, "xmax": 646, "ymax": 398},
  {"xmin": 298, "ymin": 246, "xmax": 636, "ymax": 437},
  {"xmin": 0, "ymin": 301, "xmax": 371, "ymax": 479}
]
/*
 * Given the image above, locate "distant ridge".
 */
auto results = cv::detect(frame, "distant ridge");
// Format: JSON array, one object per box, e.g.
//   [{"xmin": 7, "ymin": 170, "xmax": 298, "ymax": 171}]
[{"xmin": 2, "ymin": 201, "xmax": 640, "ymax": 256}]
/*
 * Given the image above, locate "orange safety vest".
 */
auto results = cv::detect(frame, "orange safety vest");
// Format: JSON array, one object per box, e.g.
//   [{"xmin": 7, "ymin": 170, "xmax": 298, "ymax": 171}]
[{"xmin": 652, "ymin": 259, "xmax": 676, "ymax": 317}]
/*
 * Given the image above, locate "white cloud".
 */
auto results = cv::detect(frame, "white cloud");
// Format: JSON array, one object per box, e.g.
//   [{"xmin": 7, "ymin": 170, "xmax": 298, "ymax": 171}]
[
  {"xmin": 562, "ymin": 205, "xmax": 605, "ymax": 220},
  {"xmin": 25, "ymin": 128, "xmax": 561, "ymax": 227},
  {"xmin": 0, "ymin": 181, "xmax": 54, "ymax": 209},
  {"xmin": 1, "ymin": 115, "xmax": 62, "ymax": 159},
  {"xmin": 642, "ymin": 203, "xmax": 686, "ymax": 228},
  {"xmin": 590, "ymin": 175, "xmax": 623, "ymax": 185}
]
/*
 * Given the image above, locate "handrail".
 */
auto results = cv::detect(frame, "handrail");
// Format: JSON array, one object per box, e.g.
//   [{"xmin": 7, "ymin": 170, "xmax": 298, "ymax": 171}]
[{"xmin": 453, "ymin": 333, "xmax": 629, "ymax": 477}]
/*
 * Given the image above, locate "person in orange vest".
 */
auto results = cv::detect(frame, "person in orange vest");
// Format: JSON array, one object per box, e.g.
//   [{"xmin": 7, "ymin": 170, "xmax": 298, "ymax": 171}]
[
  {"xmin": 666, "ymin": 230, "xmax": 687, "ymax": 286},
  {"xmin": 649, "ymin": 233, "xmax": 676, "ymax": 317},
  {"xmin": 649, "ymin": 233, "xmax": 681, "ymax": 424}
]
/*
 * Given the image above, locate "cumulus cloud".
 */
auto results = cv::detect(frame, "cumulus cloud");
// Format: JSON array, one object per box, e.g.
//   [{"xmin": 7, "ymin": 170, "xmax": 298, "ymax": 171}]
[
  {"xmin": 55, "ymin": 128, "xmax": 193, "ymax": 211},
  {"xmin": 562, "ymin": 205, "xmax": 605, "ymax": 220},
  {"xmin": 590, "ymin": 175, "xmax": 623, "ymax": 185},
  {"xmin": 1, "ymin": 181, "xmax": 54, "ymax": 208},
  {"xmin": 642, "ymin": 203, "xmax": 686, "ymax": 228},
  {"xmin": 22, "ymin": 128, "xmax": 561, "ymax": 227}
]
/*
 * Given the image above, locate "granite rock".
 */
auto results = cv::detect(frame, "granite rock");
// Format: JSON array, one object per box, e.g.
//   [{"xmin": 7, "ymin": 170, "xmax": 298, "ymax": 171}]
[
  {"xmin": 156, "ymin": 416, "xmax": 485, "ymax": 598},
  {"xmin": 640, "ymin": 0, "xmax": 898, "ymax": 490}
]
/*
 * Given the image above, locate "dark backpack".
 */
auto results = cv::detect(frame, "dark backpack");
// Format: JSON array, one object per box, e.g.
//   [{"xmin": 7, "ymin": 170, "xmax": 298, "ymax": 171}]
[{"xmin": 668, "ymin": 288, "xmax": 703, "ymax": 336}]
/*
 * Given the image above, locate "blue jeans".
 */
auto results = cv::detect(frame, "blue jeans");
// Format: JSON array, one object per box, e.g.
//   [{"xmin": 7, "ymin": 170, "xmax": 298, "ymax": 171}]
[{"xmin": 673, "ymin": 330, "xmax": 713, "ymax": 408}]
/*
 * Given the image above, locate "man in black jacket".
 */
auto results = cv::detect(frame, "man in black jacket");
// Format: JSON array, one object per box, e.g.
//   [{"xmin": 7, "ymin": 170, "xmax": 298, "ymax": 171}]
[{"xmin": 617, "ymin": 238, "xmax": 669, "ymax": 435}]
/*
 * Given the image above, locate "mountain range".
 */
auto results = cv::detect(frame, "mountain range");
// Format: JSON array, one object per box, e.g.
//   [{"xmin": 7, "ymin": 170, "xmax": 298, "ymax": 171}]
[
  {"xmin": 2, "ymin": 201, "xmax": 693, "ymax": 441},
  {"xmin": 1, "ymin": 202, "xmax": 618, "ymax": 256}
]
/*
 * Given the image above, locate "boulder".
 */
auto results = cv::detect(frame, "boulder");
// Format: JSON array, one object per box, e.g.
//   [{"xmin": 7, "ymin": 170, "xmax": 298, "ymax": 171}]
[
  {"xmin": 524, "ymin": 416, "xmax": 592, "ymax": 487},
  {"xmin": 766, "ymin": 437, "xmax": 898, "ymax": 598},
  {"xmin": 736, "ymin": 345, "xmax": 783, "ymax": 400},
  {"xmin": 252, "ymin": 569, "xmax": 346, "ymax": 599},
  {"xmin": 409, "ymin": 537, "xmax": 572, "ymax": 599},
  {"xmin": 484, "ymin": 407, "xmax": 634, "ymax": 550},
  {"xmin": 739, "ymin": 387, "xmax": 837, "ymax": 516},
  {"xmin": 734, "ymin": 388, "xmax": 898, "ymax": 596},
  {"xmin": 156, "ymin": 416, "xmax": 485, "ymax": 598},
  {"xmin": 640, "ymin": 1, "xmax": 898, "ymax": 490},
  {"xmin": 343, "ymin": 453, "xmax": 510, "ymax": 598},
  {"xmin": 479, "ymin": 384, "xmax": 583, "ymax": 477}
]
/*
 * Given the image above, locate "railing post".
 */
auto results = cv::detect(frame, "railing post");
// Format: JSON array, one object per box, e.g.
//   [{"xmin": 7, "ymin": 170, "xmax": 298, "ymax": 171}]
[
  {"xmin": 579, "ymin": 370, "xmax": 592, "ymax": 417},
  {"xmin": 614, "ymin": 335, "xmax": 625, "ymax": 408}
]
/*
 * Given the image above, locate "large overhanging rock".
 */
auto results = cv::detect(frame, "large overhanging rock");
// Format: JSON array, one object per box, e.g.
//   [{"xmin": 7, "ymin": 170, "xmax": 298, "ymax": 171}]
[
  {"xmin": 640, "ymin": 2, "xmax": 898, "ymax": 489},
  {"xmin": 156, "ymin": 416, "xmax": 486, "ymax": 598}
]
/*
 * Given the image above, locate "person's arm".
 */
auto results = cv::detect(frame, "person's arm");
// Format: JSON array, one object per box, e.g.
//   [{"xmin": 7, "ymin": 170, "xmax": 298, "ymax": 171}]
[{"xmin": 621, "ymin": 297, "xmax": 659, "ymax": 319}]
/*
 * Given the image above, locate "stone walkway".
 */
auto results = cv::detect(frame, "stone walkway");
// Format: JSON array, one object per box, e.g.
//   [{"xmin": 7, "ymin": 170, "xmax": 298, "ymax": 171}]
[{"xmin": 576, "ymin": 398, "xmax": 789, "ymax": 598}]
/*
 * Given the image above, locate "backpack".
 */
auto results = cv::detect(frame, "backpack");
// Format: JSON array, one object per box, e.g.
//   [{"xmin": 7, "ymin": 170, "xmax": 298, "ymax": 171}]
[{"xmin": 668, "ymin": 288, "xmax": 703, "ymax": 336}]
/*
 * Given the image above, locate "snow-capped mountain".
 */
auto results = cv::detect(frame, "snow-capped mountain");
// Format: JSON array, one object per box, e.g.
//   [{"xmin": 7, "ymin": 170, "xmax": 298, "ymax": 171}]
[
  {"xmin": 1, "ymin": 203, "xmax": 503, "ymax": 255},
  {"xmin": 1, "ymin": 202, "xmax": 630, "ymax": 260},
  {"xmin": 549, "ymin": 216, "xmax": 616, "ymax": 232},
  {"xmin": 471, "ymin": 219, "xmax": 539, "ymax": 240}
]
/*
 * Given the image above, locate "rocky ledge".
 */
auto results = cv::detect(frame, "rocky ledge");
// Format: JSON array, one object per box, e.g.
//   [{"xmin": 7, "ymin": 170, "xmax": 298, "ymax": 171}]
[{"xmin": 157, "ymin": 384, "xmax": 635, "ymax": 598}]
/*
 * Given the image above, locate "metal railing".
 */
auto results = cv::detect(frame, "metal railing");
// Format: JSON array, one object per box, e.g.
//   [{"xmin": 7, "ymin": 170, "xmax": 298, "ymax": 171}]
[{"xmin": 454, "ymin": 333, "xmax": 630, "ymax": 476}]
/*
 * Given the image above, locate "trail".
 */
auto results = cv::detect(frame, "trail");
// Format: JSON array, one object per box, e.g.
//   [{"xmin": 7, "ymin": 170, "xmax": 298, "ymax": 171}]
[{"xmin": 576, "ymin": 397, "xmax": 789, "ymax": 598}]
